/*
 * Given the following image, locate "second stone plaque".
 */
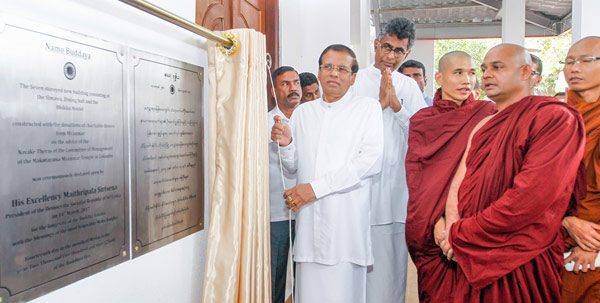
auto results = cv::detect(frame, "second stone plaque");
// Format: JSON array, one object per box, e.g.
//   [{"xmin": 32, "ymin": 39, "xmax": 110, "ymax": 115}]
[{"xmin": 131, "ymin": 50, "xmax": 204, "ymax": 257}]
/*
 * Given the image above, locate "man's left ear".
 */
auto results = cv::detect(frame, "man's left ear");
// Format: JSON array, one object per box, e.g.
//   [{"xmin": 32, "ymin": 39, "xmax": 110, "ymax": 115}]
[{"xmin": 522, "ymin": 64, "xmax": 533, "ymax": 80}]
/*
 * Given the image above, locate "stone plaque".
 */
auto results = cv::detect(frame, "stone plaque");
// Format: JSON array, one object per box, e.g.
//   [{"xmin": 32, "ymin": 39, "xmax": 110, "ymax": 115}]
[
  {"xmin": 130, "ymin": 50, "xmax": 204, "ymax": 257},
  {"xmin": 0, "ymin": 17, "xmax": 129, "ymax": 302}
]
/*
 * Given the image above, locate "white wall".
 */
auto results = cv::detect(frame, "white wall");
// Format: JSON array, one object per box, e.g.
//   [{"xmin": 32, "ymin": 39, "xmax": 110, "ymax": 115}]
[
  {"xmin": 572, "ymin": 0, "xmax": 600, "ymax": 43},
  {"xmin": 0, "ymin": 1, "xmax": 210, "ymax": 302},
  {"xmin": 280, "ymin": 0, "xmax": 370, "ymax": 75},
  {"xmin": 406, "ymin": 40, "xmax": 436, "ymax": 97}
]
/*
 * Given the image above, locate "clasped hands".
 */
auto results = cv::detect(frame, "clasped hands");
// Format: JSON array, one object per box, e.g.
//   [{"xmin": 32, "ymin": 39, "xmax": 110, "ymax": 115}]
[
  {"xmin": 434, "ymin": 217, "xmax": 456, "ymax": 262},
  {"xmin": 379, "ymin": 68, "xmax": 402, "ymax": 112},
  {"xmin": 563, "ymin": 216, "xmax": 600, "ymax": 273}
]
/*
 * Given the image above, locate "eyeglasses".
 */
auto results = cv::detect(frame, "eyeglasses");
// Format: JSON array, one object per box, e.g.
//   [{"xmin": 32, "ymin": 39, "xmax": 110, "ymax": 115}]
[
  {"xmin": 532, "ymin": 70, "xmax": 540, "ymax": 76},
  {"xmin": 560, "ymin": 56, "xmax": 600, "ymax": 67},
  {"xmin": 378, "ymin": 42, "xmax": 406, "ymax": 58},
  {"xmin": 319, "ymin": 64, "xmax": 352, "ymax": 74}
]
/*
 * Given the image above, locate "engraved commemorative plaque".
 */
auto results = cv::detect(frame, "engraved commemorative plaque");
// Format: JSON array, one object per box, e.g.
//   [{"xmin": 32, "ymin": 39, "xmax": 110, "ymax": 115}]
[
  {"xmin": 0, "ymin": 17, "xmax": 129, "ymax": 302},
  {"xmin": 130, "ymin": 50, "xmax": 204, "ymax": 257}
]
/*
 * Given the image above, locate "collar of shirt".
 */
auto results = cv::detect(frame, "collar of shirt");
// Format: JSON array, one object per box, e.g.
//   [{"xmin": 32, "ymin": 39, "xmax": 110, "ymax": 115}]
[
  {"xmin": 272, "ymin": 103, "xmax": 291, "ymax": 122},
  {"xmin": 320, "ymin": 91, "xmax": 353, "ymax": 109},
  {"xmin": 366, "ymin": 63, "xmax": 382, "ymax": 77}
]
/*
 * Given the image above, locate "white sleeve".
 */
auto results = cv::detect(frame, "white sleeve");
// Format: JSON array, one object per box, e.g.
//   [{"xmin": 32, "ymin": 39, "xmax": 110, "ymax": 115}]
[
  {"xmin": 393, "ymin": 78, "xmax": 428, "ymax": 128},
  {"xmin": 279, "ymin": 115, "xmax": 297, "ymax": 174}
]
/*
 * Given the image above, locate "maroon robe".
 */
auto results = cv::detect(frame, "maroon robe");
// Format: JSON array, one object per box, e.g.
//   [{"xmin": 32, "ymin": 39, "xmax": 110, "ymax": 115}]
[
  {"xmin": 449, "ymin": 96, "xmax": 586, "ymax": 302},
  {"xmin": 405, "ymin": 89, "xmax": 496, "ymax": 302}
]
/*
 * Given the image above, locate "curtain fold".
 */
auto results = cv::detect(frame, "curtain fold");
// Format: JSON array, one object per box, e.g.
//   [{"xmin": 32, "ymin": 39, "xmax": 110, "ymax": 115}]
[{"xmin": 203, "ymin": 28, "xmax": 270, "ymax": 303}]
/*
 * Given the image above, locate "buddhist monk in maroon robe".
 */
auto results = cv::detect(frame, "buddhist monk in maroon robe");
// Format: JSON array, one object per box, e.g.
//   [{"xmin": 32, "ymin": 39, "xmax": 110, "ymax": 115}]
[
  {"xmin": 405, "ymin": 51, "xmax": 496, "ymax": 302},
  {"xmin": 436, "ymin": 44, "xmax": 586, "ymax": 302},
  {"xmin": 561, "ymin": 36, "xmax": 600, "ymax": 303}
]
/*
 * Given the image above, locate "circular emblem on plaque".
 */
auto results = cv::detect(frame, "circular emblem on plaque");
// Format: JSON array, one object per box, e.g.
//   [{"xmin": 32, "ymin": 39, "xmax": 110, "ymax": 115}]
[
  {"xmin": 170, "ymin": 84, "xmax": 175, "ymax": 95},
  {"xmin": 64, "ymin": 62, "xmax": 76, "ymax": 80}
]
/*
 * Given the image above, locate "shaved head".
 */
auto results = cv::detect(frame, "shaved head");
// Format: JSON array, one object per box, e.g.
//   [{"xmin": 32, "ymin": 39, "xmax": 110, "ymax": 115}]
[
  {"xmin": 438, "ymin": 51, "xmax": 473, "ymax": 73},
  {"xmin": 435, "ymin": 51, "xmax": 476, "ymax": 105},
  {"xmin": 572, "ymin": 36, "xmax": 600, "ymax": 48},
  {"xmin": 489, "ymin": 43, "xmax": 532, "ymax": 66},
  {"xmin": 564, "ymin": 36, "xmax": 600, "ymax": 100},
  {"xmin": 481, "ymin": 43, "xmax": 534, "ymax": 109}
]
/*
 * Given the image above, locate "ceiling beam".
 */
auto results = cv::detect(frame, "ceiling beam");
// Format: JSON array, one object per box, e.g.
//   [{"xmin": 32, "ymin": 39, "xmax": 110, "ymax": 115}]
[
  {"xmin": 414, "ymin": 22, "xmax": 555, "ymax": 39},
  {"xmin": 371, "ymin": 2, "xmax": 482, "ymax": 13},
  {"xmin": 471, "ymin": 0, "xmax": 558, "ymax": 34},
  {"xmin": 558, "ymin": 12, "xmax": 572, "ymax": 34}
]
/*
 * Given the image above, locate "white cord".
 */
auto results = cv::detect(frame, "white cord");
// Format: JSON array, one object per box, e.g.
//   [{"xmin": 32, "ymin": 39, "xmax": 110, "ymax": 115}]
[{"xmin": 267, "ymin": 54, "xmax": 294, "ymax": 303}]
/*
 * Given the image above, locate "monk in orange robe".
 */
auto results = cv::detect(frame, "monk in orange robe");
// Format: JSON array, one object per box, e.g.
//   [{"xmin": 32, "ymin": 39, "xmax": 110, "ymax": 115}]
[
  {"xmin": 561, "ymin": 36, "xmax": 600, "ymax": 303},
  {"xmin": 405, "ymin": 51, "xmax": 496, "ymax": 302},
  {"xmin": 436, "ymin": 44, "xmax": 586, "ymax": 302}
]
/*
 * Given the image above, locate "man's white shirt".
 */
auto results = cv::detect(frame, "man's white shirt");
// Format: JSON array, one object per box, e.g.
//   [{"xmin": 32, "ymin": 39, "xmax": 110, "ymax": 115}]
[
  {"xmin": 352, "ymin": 64, "xmax": 427, "ymax": 225},
  {"xmin": 279, "ymin": 91, "xmax": 384, "ymax": 266},
  {"xmin": 268, "ymin": 105, "xmax": 297, "ymax": 222}
]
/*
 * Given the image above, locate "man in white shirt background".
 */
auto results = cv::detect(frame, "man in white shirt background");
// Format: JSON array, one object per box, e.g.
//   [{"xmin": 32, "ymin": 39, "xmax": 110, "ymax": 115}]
[
  {"xmin": 268, "ymin": 66, "xmax": 300, "ymax": 303},
  {"xmin": 399, "ymin": 59, "xmax": 433, "ymax": 106},
  {"xmin": 352, "ymin": 17, "xmax": 427, "ymax": 303},
  {"xmin": 271, "ymin": 44, "xmax": 384, "ymax": 303}
]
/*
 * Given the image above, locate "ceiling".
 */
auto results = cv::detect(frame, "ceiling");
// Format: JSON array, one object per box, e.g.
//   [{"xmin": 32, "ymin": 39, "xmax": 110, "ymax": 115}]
[{"xmin": 371, "ymin": 0, "xmax": 572, "ymax": 39}]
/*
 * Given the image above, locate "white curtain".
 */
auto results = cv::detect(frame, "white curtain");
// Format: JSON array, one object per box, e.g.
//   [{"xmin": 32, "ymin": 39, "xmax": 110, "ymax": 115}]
[{"xmin": 202, "ymin": 29, "xmax": 270, "ymax": 303}]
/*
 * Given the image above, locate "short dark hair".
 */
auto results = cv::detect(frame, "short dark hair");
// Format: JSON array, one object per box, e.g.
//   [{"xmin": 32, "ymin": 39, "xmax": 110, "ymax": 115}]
[
  {"xmin": 530, "ymin": 54, "xmax": 543, "ymax": 75},
  {"xmin": 299, "ymin": 72, "xmax": 318, "ymax": 88},
  {"xmin": 398, "ymin": 59, "xmax": 426, "ymax": 76},
  {"xmin": 272, "ymin": 66, "xmax": 298, "ymax": 83},
  {"xmin": 378, "ymin": 17, "xmax": 416, "ymax": 50},
  {"xmin": 318, "ymin": 44, "xmax": 359, "ymax": 74}
]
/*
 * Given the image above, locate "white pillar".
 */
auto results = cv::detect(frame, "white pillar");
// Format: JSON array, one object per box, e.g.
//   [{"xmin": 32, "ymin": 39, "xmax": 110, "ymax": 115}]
[
  {"xmin": 501, "ymin": 0, "xmax": 525, "ymax": 45},
  {"xmin": 572, "ymin": 0, "xmax": 600, "ymax": 43},
  {"xmin": 405, "ymin": 40, "xmax": 435, "ymax": 97},
  {"xmin": 350, "ymin": 0, "xmax": 371, "ymax": 69}
]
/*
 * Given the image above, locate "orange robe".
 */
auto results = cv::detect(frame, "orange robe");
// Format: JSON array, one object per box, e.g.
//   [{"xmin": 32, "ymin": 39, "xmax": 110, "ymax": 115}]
[{"xmin": 562, "ymin": 90, "xmax": 600, "ymax": 303}]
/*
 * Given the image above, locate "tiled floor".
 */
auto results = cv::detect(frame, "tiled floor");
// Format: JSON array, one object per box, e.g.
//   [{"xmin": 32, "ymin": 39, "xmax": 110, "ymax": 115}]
[{"xmin": 405, "ymin": 256, "xmax": 419, "ymax": 303}]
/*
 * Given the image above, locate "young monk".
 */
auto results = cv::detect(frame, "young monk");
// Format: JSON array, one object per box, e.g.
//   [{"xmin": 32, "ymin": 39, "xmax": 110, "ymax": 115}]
[
  {"xmin": 405, "ymin": 51, "xmax": 496, "ymax": 302},
  {"xmin": 436, "ymin": 43, "xmax": 585, "ymax": 302},
  {"xmin": 561, "ymin": 36, "xmax": 600, "ymax": 303}
]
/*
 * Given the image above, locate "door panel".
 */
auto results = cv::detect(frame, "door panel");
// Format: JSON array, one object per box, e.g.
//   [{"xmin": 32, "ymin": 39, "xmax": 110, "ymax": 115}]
[{"xmin": 197, "ymin": 0, "xmax": 278, "ymax": 109}]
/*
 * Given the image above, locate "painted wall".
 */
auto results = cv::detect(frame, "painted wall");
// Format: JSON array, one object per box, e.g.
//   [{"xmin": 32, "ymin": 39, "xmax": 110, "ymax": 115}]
[
  {"xmin": 0, "ymin": 1, "xmax": 210, "ymax": 302},
  {"xmin": 279, "ymin": 0, "xmax": 371, "ymax": 76},
  {"xmin": 405, "ymin": 40, "xmax": 436, "ymax": 98},
  {"xmin": 572, "ymin": 0, "xmax": 600, "ymax": 43}
]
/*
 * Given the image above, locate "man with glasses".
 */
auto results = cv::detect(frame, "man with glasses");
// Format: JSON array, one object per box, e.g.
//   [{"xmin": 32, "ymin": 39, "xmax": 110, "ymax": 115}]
[
  {"xmin": 271, "ymin": 44, "xmax": 384, "ymax": 303},
  {"xmin": 561, "ymin": 36, "xmax": 600, "ymax": 303},
  {"xmin": 351, "ymin": 17, "xmax": 426, "ymax": 303},
  {"xmin": 529, "ymin": 54, "xmax": 543, "ymax": 95}
]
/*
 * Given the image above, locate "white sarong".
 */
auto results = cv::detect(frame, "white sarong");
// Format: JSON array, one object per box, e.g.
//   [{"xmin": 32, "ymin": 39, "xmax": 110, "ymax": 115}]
[
  {"xmin": 366, "ymin": 222, "xmax": 408, "ymax": 303},
  {"xmin": 296, "ymin": 262, "xmax": 367, "ymax": 303}
]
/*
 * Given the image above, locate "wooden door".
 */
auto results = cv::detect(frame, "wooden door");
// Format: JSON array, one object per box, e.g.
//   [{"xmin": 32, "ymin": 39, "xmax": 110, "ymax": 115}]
[{"xmin": 196, "ymin": 0, "xmax": 279, "ymax": 110}]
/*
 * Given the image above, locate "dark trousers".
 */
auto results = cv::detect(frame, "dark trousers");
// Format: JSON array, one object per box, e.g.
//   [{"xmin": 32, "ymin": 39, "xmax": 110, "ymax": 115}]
[{"xmin": 271, "ymin": 220, "xmax": 295, "ymax": 303}]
